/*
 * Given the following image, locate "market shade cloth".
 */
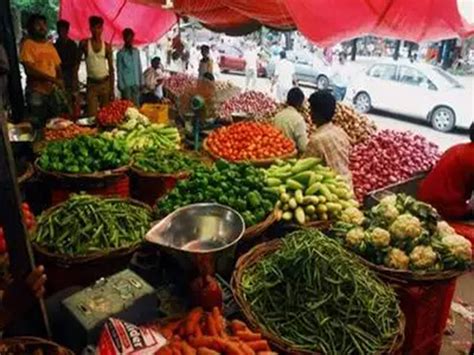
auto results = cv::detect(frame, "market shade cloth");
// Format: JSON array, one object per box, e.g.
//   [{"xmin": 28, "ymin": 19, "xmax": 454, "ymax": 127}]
[
  {"xmin": 132, "ymin": 0, "xmax": 474, "ymax": 45},
  {"xmin": 59, "ymin": 0, "xmax": 177, "ymax": 45}
]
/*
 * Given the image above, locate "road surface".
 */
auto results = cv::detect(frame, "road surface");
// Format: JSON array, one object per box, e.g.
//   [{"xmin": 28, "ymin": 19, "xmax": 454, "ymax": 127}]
[{"xmin": 219, "ymin": 67, "xmax": 471, "ymax": 152}]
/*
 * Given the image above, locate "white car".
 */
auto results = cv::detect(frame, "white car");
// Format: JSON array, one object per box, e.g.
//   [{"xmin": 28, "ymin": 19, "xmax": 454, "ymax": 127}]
[{"xmin": 345, "ymin": 60, "xmax": 473, "ymax": 132}]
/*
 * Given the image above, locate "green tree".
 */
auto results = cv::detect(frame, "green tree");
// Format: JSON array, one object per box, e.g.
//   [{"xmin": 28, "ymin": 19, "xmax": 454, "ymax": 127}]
[{"xmin": 11, "ymin": 0, "xmax": 59, "ymax": 31}]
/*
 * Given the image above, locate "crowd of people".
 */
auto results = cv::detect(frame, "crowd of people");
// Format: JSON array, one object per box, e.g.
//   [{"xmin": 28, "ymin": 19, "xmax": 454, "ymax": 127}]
[{"xmin": 3, "ymin": 14, "xmax": 222, "ymax": 128}]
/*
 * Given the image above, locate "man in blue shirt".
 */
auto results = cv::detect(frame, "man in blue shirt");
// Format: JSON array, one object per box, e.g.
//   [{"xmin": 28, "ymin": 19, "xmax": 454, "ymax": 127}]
[{"xmin": 117, "ymin": 28, "xmax": 142, "ymax": 105}]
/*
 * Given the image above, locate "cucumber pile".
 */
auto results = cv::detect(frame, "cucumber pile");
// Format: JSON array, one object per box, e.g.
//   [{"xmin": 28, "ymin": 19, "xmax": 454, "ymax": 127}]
[{"xmin": 266, "ymin": 158, "xmax": 359, "ymax": 224}]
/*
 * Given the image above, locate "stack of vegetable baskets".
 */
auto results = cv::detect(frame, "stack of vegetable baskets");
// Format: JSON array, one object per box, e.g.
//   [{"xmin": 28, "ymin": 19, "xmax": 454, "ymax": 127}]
[
  {"xmin": 35, "ymin": 135, "xmax": 131, "ymax": 205},
  {"xmin": 32, "ymin": 194, "xmax": 152, "ymax": 292},
  {"xmin": 232, "ymin": 229, "xmax": 405, "ymax": 354}
]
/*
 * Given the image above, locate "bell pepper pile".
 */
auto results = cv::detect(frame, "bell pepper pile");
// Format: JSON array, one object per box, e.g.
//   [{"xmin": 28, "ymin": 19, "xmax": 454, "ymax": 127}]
[
  {"xmin": 96, "ymin": 100, "xmax": 134, "ymax": 126},
  {"xmin": 156, "ymin": 160, "xmax": 278, "ymax": 226},
  {"xmin": 206, "ymin": 122, "xmax": 295, "ymax": 162},
  {"xmin": 38, "ymin": 135, "xmax": 130, "ymax": 174},
  {"xmin": 0, "ymin": 203, "xmax": 35, "ymax": 253}
]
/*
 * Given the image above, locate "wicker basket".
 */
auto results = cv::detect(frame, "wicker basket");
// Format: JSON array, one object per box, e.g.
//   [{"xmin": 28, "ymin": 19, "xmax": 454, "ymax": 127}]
[
  {"xmin": 32, "ymin": 198, "xmax": 151, "ymax": 292},
  {"xmin": 130, "ymin": 167, "xmax": 190, "ymax": 206},
  {"xmin": 0, "ymin": 336, "xmax": 73, "ymax": 354},
  {"xmin": 232, "ymin": 239, "xmax": 406, "ymax": 355},
  {"xmin": 242, "ymin": 211, "xmax": 277, "ymax": 241},
  {"xmin": 355, "ymin": 256, "xmax": 469, "ymax": 284},
  {"xmin": 203, "ymin": 139, "xmax": 297, "ymax": 168}
]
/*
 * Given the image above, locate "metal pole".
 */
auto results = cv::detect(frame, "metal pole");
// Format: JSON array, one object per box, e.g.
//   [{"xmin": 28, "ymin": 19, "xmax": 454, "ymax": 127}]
[
  {"xmin": 0, "ymin": 113, "xmax": 51, "ymax": 337},
  {"xmin": 0, "ymin": 0, "xmax": 24, "ymax": 122}
]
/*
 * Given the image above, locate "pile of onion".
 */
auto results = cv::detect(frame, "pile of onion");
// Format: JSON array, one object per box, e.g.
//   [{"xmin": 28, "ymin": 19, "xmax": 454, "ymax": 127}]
[
  {"xmin": 350, "ymin": 130, "xmax": 440, "ymax": 201},
  {"xmin": 217, "ymin": 91, "xmax": 278, "ymax": 121},
  {"xmin": 163, "ymin": 74, "xmax": 196, "ymax": 96}
]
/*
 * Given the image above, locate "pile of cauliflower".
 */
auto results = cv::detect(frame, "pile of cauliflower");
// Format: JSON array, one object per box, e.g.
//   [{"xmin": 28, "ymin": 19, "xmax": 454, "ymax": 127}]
[{"xmin": 329, "ymin": 194, "xmax": 472, "ymax": 272}]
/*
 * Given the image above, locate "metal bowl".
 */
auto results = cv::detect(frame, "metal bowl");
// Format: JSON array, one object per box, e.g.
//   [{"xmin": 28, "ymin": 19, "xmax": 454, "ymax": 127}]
[{"xmin": 145, "ymin": 203, "xmax": 245, "ymax": 276}]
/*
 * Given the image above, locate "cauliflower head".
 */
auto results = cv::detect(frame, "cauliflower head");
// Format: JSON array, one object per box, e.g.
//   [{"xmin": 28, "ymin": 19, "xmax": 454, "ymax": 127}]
[
  {"xmin": 409, "ymin": 245, "xmax": 437, "ymax": 269},
  {"xmin": 346, "ymin": 227, "xmax": 365, "ymax": 247},
  {"xmin": 370, "ymin": 227, "xmax": 391, "ymax": 248},
  {"xmin": 380, "ymin": 194, "xmax": 397, "ymax": 206},
  {"xmin": 389, "ymin": 214, "xmax": 422, "ymax": 239},
  {"xmin": 436, "ymin": 221, "xmax": 456, "ymax": 238},
  {"xmin": 384, "ymin": 248, "xmax": 410, "ymax": 270},
  {"xmin": 441, "ymin": 234, "xmax": 472, "ymax": 262},
  {"xmin": 372, "ymin": 202, "xmax": 399, "ymax": 223},
  {"xmin": 340, "ymin": 207, "xmax": 365, "ymax": 225}
]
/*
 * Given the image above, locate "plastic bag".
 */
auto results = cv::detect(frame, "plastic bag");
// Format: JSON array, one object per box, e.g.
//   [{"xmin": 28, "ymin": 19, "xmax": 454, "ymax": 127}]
[{"xmin": 97, "ymin": 318, "xmax": 167, "ymax": 355}]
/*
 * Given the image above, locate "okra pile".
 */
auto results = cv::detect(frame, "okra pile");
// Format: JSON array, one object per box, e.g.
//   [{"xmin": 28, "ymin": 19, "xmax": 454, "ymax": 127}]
[
  {"xmin": 34, "ymin": 194, "xmax": 152, "ymax": 256},
  {"xmin": 241, "ymin": 229, "xmax": 401, "ymax": 355}
]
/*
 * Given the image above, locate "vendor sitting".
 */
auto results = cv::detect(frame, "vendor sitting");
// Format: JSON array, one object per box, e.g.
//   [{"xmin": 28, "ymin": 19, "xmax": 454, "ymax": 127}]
[
  {"xmin": 273, "ymin": 87, "xmax": 308, "ymax": 154},
  {"xmin": 304, "ymin": 90, "xmax": 352, "ymax": 188},
  {"xmin": 418, "ymin": 123, "xmax": 474, "ymax": 220}
]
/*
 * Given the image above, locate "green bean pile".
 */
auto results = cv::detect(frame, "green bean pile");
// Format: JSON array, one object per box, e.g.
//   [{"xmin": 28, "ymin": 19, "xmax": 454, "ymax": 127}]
[
  {"xmin": 241, "ymin": 229, "xmax": 401, "ymax": 355},
  {"xmin": 34, "ymin": 194, "xmax": 152, "ymax": 256}
]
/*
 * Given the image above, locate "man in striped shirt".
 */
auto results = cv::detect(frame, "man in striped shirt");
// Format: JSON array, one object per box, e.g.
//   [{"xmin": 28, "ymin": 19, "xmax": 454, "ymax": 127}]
[{"xmin": 304, "ymin": 90, "xmax": 352, "ymax": 189}]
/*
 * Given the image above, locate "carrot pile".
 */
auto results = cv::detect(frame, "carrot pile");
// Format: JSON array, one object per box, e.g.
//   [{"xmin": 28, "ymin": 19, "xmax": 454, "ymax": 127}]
[
  {"xmin": 154, "ymin": 307, "xmax": 275, "ymax": 355},
  {"xmin": 44, "ymin": 124, "xmax": 97, "ymax": 141}
]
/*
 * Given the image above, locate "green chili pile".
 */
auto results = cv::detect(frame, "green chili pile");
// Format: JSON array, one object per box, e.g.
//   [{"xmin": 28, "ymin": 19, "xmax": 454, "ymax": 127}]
[
  {"xmin": 241, "ymin": 229, "xmax": 401, "ymax": 355},
  {"xmin": 133, "ymin": 149, "xmax": 202, "ymax": 174},
  {"xmin": 34, "ymin": 194, "xmax": 152, "ymax": 255}
]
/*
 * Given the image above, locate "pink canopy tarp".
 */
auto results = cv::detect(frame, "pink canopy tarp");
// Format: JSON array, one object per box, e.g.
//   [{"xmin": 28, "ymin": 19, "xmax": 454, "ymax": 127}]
[
  {"xmin": 132, "ymin": 0, "xmax": 474, "ymax": 45},
  {"xmin": 59, "ymin": 0, "xmax": 177, "ymax": 45}
]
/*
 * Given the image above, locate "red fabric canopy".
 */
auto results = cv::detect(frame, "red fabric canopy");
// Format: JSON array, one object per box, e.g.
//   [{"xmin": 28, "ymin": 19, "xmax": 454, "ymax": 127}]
[
  {"xmin": 285, "ymin": 0, "xmax": 474, "ymax": 46},
  {"xmin": 59, "ymin": 0, "xmax": 177, "ymax": 45},
  {"xmin": 61, "ymin": 0, "xmax": 474, "ymax": 46}
]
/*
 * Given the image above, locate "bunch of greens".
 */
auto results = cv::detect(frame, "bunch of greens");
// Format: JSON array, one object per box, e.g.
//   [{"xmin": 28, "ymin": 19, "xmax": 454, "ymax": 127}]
[
  {"xmin": 133, "ymin": 149, "xmax": 202, "ymax": 174},
  {"xmin": 241, "ymin": 229, "xmax": 401, "ymax": 355},
  {"xmin": 38, "ymin": 135, "xmax": 129, "ymax": 174},
  {"xmin": 34, "ymin": 194, "xmax": 152, "ymax": 255},
  {"xmin": 328, "ymin": 194, "xmax": 471, "ymax": 271},
  {"xmin": 155, "ymin": 160, "xmax": 278, "ymax": 226}
]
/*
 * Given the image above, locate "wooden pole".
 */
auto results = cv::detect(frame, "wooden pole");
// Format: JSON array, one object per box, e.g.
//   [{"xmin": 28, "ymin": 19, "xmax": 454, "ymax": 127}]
[{"xmin": 0, "ymin": 113, "xmax": 51, "ymax": 337}]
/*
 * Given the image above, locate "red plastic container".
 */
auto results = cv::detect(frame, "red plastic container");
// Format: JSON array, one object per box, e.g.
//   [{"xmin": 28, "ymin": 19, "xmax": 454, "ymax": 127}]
[
  {"xmin": 393, "ymin": 278, "xmax": 457, "ymax": 354},
  {"xmin": 51, "ymin": 175, "xmax": 130, "ymax": 205}
]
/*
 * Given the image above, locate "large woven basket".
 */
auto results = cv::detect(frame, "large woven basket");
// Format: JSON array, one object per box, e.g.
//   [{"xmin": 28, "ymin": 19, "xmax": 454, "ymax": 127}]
[
  {"xmin": 355, "ymin": 256, "xmax": 469, "ymax": 285},
  {"xmin": 0, "ymin": 336, "xmax": 73, "ymax": 354},
  {"xmin": 35, "ymin": 159, "xmax": 129, "ymax": 181},
  {"xmin": 242, "ymin": 211, "xmax": 278, "ymax": 242},
  {"xmin": 32, "ymin": 198, "xmax": 151, "ymax": 292},
  {"xmin": 203, "ymin": 139, "xmax": 297, "ymax": 168},
  {"xmin": 232, "ymin": 239, "xmax": 406, "ymax": 355}
]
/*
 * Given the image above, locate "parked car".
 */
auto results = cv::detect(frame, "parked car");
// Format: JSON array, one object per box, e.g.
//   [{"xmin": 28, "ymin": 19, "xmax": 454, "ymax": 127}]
[
  {"xmin": 217, "ymin": 45, "xmax": 267, "ymax": 77},
  {"xmin": 346, "ymin": 60, "xmax": 473, "ymax": 132},
  {"xmin": 266, "ymin": 51, "xmax": 333, "ymax": 89}
]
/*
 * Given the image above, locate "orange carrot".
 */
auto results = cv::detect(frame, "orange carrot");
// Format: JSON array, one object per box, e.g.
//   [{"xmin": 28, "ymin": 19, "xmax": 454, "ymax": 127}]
[
  {"xmin": 161, "ymin": 320, "xmax": 183, "ymax": 337},
  {"xmin": 197, "ymin": 347, "xmax": 219, "ymax": 355},
  {"xmin": 230, "ymin": 320, "xmax": 248, "ymax": 334},
  {"xmin": 189, "ymin": 336, "xmax": 224, "ymax": 351},
  {"xmin": 222, "ymin": 340, "xmax": 245, "ymax": 355},
  {"xmin": 236, "ymin": 331, "xmax": 262, "ymax": 342},
  {"xmin": 185, "ymin": 308, "xmax": 204, "ymax": 336},
  {"xmin": 211, "ymin": 307, "xmax": 225, "ymax": 336},
  {"xmin": 205, "ymin": 314, "xmax": 218, "ymax": 336},
  {"xmin": 173, "ymin": 340, "xmax": 197, "ymax": 355},
  {"xmin": 239, "ymin": 341, "xmax": 256, "ymax": 355},
  {"xmin": 161, "ymin": 329, "xmax": 174, "ymax": 340},
  {"xmin": 256, "ymin": 352, "xmax": 278, "ymax": 355},
  {"xmin": 156, "ymin": 346, "xmax": 173, "ymax": 355},
  {"xmin": 246, "ymin": 341, "xmax": 270, "ymax": 352},
  {"xmin": 194, "ymin": 323, "xmax": 203, "ymax": 337}
]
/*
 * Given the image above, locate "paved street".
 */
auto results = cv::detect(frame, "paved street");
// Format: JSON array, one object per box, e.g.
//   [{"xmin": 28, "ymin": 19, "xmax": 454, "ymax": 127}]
[{"xmin": 219, "ymin": 58, "xmax": 473, "ymax": 152}]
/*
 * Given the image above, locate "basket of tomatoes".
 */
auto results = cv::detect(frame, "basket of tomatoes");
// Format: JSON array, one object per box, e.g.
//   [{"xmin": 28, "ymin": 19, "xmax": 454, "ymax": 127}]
[
  {"xmin": 96, "ymin": 100, "xmax": 134, "ymax": 127},
  {"xmin": 204, "ymin": 122, "xmax": 297, "ymax": 167}
]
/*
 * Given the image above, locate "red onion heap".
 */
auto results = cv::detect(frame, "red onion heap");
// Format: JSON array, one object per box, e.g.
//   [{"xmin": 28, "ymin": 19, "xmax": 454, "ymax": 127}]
[
  {"xmin": 350, "ymin": 130, "xmax": 440, "ymax": 201},
  {"xmin": 217, "ymin": 91, "xmax": 278, "ymax": 121},
  {"xmin": 163, "ymin": 74, "xmax": 196, "ymax": 96}
]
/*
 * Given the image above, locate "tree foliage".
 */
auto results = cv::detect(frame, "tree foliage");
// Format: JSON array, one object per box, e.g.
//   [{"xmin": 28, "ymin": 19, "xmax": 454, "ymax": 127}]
[{"xmin": 11, "ymin": 0, "xmax": 59, "ymax": 30}]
